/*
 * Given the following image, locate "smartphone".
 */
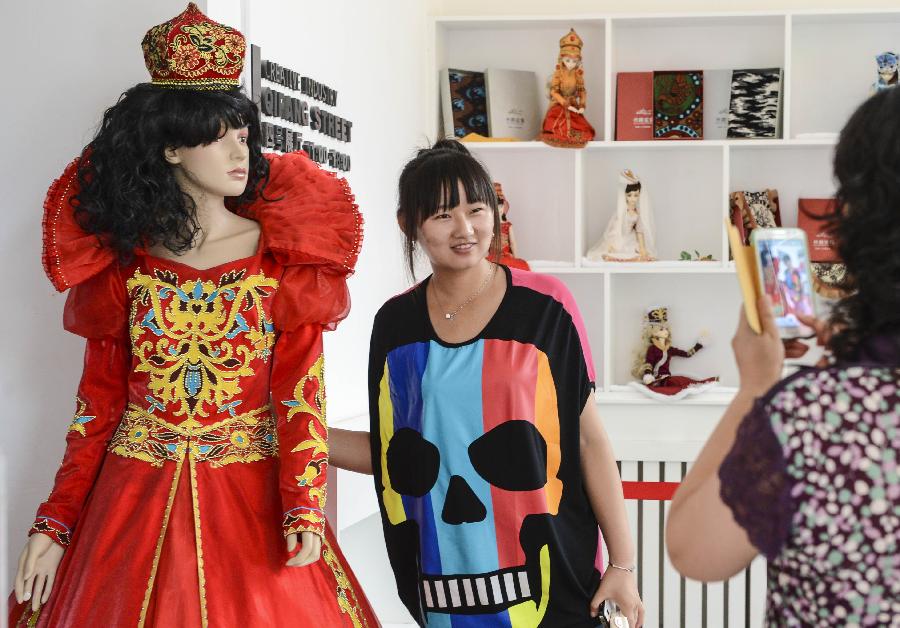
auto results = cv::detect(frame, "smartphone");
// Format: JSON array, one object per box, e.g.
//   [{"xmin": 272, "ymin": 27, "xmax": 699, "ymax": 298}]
[
  {"xmin": 603, "ymin": 600, "xmax": 630, "ymax": 628},
  {"xmin": 750, "ymin": 228, "xmax": 816, "ymax": 339}
]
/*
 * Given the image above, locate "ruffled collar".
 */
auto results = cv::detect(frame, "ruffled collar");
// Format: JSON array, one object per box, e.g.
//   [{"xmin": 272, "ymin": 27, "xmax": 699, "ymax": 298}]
[{"xmin": 41, "ymin": 151, "xmax": 362, "ymax": 292}]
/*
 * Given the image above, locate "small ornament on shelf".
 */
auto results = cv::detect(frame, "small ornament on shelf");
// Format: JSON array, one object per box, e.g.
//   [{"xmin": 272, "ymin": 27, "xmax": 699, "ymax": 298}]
[
  {"xmin": 538, "ymin": 29, "xmax": 596, "ymax": 148},
  {"xmin": 679, "ymin": 250, "xmax": 715, "ymax": 261},
  {"xmin": 630, "ymin": 306, "xmax": 718, "ymax": 400},
  {"xmin": 490, "ymin": 182, "xmax": 530, "ymax": 270},
  {"xmin": 585, "ymin": 170, "xmax": 657, "ymax": 262},
  {"xmin": 873, "ymin": 51, "xmax": 899, "ymax": 94},
  {"xmin": 729, "ymin": 188, "xmax": 781, "ymax": 247}
]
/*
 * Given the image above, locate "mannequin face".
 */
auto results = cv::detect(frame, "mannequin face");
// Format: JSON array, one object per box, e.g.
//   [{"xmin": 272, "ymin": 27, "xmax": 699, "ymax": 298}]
[
  {"xmin": 417, "ymin": 181, "xmax": 495, "ymax": 273},
  {"xmin": 164, "ymin": 125, "xmax": 250, "ymax": 199},
  {"xmin": 651, "ymin": 326, "xmax": 670, "ymax": 349},
  {"xmin": 561, "ymin": 56, "xmax": 580, "ymax": 70},
  {"xmin": 626, "ymin": 190, "xmax": 640, "ymax": 210}
]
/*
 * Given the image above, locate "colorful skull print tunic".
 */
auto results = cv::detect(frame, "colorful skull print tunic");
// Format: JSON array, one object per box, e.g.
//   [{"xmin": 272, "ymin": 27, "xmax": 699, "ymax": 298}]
[
  {"xmin": 10, "ymin": 152, "xmax": 378, "ymax": 627},
  {"xmin": 369, "ymin": 266, "xmax": 603, "ymax": 627},
  {"xmin": 720, "ymin": 336, "xmax": 900, "ymax": 626}
]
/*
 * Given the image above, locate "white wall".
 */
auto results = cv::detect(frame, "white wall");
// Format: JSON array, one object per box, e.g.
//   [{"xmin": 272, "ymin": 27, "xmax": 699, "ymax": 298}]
[
  {"xmin": 1, "ymin": 0, "xmax": 426, "ymax": 590},
  {"xmin": 429, "ymin": 0, "xmax": 900, "ymax": 14},
  {"xmin": 237, "ymin": 0, "xmax": 428, "ymax": 423},
  {"xmin": 0, "ymin": 0, "xmax": 211, "ymax": 592}
]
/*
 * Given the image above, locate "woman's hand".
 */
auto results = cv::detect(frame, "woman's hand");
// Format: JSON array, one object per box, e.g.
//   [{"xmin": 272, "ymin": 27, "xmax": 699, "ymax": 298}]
[
  {"xmin": 783, "ymin": 313, "xmax": 833, "ymax": 363},
  {"xmin": 285, "ymin": 531, "xmax": 322, "ymax": 567},
  {"xmin": 14, "ymin": 533, "xmax": 65, "ymax": 612},
  {"xmin": 732, "ymin": 296, "xmax": 784, "ymax": 397},
  {"xmin": 567, "ymin": 105, "xmax": 580, "ymax": 113},
  {"xmin": 590, "ymin": 567, "xmax": 644, "ymax": 627}
]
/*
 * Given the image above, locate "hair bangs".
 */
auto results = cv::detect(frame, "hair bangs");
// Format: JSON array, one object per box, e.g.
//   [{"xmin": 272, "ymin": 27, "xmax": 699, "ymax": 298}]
[
  {"xmin": 409, "ymin": 151, "xmax": 497, "ymax": 223},
  {"xmin": 160, "ymin": 87, "xmax": 256, "ymax": 148}
]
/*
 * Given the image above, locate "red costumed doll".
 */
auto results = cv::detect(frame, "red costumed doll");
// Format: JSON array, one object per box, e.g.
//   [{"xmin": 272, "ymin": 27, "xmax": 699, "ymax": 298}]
[
  {"xmin": 538, "ymin": 29, "xmax": 596, "ymax": 148},
  {"xmin": 490, "ymin": 182, "xmax": 530, "ymax": 271},
  {"xmin": 631, "ymin": 307, "xmax": 718, "ymax": 400},
  {"xmin": 10, "ymin": 4, "xmax": 379, "ymax": 626}
]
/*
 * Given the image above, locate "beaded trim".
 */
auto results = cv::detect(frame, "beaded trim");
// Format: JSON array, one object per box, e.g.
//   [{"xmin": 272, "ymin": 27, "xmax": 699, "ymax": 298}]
[{"xmin": 109, "ymin": 404, "xmax": 277, "ymax": 468}]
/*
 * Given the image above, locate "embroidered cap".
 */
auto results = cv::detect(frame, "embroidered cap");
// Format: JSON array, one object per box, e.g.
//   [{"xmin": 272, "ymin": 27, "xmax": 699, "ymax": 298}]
[
  {"xmin": 141, "ymin": 2, "xmax": 245, "ymax": 90},
  {"xmin": 559, "ymin": 28, "xmax": 583, "ymax": 59},
  {"xmin": 646, "ymin": 306, "xmax": 668, "ymax": 325}
]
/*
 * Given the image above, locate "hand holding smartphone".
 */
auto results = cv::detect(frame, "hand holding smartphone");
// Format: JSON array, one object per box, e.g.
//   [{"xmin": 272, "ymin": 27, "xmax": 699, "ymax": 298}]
[
  {"xmin": 750, "ymin": 228, "xmax": 817, "ymax": 338},
  {"xmin": 727, "ymin": 223, "xmax": 817, "ymax": 339}
]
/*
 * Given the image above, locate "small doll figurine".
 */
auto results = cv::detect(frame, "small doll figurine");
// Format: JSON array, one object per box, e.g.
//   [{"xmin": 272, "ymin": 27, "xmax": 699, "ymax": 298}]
[
  {"xmin": 630, "ymin": 307, "xmax": 718, "ymax": 400},
  {"xmin": 538, "ymin": 28, "xmax": 596, "ymax": 148},
  {"xmin": 586, "ymin": 170, "xmax": 657, "ymax": 261},
  {"xmin": 873, "ymin": 52, "xmax": 899, "ymax": 93},
  {"xmin": 490, "ymin": 181, "xmax": 530, "ymax": 270}
]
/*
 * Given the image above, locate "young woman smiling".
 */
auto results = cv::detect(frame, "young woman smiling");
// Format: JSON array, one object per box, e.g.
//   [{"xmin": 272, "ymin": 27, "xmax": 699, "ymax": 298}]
[{"xmin": 333, "ymin": 139, "xmax": 643, "ymax": 627}]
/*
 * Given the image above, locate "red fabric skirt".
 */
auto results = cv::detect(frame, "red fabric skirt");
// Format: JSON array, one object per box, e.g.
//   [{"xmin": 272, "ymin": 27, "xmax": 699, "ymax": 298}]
[
  {"xmin": 539, "ymin": 104, "xmax": 596, "ymax": 148},
  {"xmin": 9, "ymin": 452, "xmax": 379, "ymax": 627},
  {"xmin": 649, "ymin": 375, "xmax": 718, "ymax": 396}
]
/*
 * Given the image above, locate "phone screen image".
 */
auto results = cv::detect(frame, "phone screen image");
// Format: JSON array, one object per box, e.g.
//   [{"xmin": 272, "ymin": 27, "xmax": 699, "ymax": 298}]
[{"xmin": 755, "ymin": 236, "xmax": 815, "ymax": 335}]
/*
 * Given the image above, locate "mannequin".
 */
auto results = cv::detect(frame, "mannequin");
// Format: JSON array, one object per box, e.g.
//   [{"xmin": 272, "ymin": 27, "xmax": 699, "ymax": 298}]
[{"xmin": 10, "ymin": 4, "xmax": 377, "ymax": 626}]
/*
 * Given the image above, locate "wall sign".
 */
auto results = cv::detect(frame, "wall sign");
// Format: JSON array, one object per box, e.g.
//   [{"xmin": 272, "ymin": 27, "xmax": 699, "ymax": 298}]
[{"xmin": 250, "ymin": 44, "xmax": 352, "ymax": 171}]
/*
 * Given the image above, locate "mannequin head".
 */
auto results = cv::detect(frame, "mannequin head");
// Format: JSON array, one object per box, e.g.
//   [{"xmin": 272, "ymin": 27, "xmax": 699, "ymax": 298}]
[
  {"xmin": 650, "ymin": 324, "xmax": 671, "ymax": 350},
  {"xmin": 557, "ymin": 29, "xmax": 584, "ymax": 72},
  {"xmin": 397, "ymin": 139, "xmax": 501, "ymax": 278},
  {"xmin": 74, "ymin": 83, "xmax": 269, "ymax": 260},
  {"xmin": 625, "ymin": 182, "xmax": 641, "ymax": 210},
  {"xmin": 560, "ymin": 55, "xmax": 581, "ymax": 71}
]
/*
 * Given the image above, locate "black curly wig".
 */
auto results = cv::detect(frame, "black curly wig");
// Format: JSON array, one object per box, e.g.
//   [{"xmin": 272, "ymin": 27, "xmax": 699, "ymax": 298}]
[
  {"xmin": 73, "ymin": 83, "xmax": 270, "ymax": 261},
  {"xmin": 826, "ymin": 86, "xmax": 900, "ymax": 361}
]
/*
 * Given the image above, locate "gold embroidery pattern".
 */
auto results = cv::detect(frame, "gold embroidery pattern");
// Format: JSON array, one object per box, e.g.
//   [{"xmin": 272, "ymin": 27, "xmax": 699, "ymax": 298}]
[
  {"xmin": 322, "ymin": 539, "xmax": 368, "ymax": 628},
  {"xmin": 283, "ymin": 507, "xmax": 326, "ymax": 537},
  {"xmin": 282, "ymin": 354, "xmax": 328, "ymax": 510},
  {"xmin": 13, "ymin": 605, "xmax": 41, "ymax": 627},
  {"xmin": 138, "ymin": 456, "xmax": 184, "ymax": 627},
  {"xmin": 283, "ymin": 354, "xmax": 326, "ymax": 423},
  {"xmin": 188, "ymin": 452, "xmax": 209, "ymax": 627},
  {"xmin": 142, "ymin": 9, "xmax": 244, "ymax": 83},
  {"xmin": 127, "ymin": 268, "xmax": 277, "ymax": 420},
  {"xmin": 109, "ymin": 404, "xmax": 277, "ymax": 468},
  {"xmin": 66, "ymin": 396, "xmax": 96, "ymax": 437}
]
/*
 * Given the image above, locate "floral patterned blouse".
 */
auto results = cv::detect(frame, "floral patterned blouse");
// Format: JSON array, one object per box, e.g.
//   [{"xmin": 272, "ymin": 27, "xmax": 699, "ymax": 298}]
[{"xmin": 720, "ymin": 336, "xmax": 900, "ymax": 626}]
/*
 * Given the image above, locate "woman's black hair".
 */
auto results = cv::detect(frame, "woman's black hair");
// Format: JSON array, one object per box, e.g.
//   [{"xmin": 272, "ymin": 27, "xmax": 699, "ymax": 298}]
[
  {"xmin": 625, "ymin": 182, "xmax": 642, "ymax": 194},
  {"xmin": 396, "ymin": 138, "xmax": 501, "ymax": 279},
  {"xmin": 824, "ymin": 86, "xmax": 900, "ymax": 361},
  {"xmin": 73, "ymin": 83, "xmax": 270, "ymax": 261}
]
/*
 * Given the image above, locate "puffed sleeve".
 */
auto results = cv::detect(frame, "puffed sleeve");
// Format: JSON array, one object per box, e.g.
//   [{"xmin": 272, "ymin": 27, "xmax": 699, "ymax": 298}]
[
  {"xmin": 32, "ymin": 266, "xmax": 131, "ymax": 546},
  {"xmin": 241, "ymin": 151, "xmax": 362, "ymax": 538},
  {"xmin": 719, "ymin": 395, "xmax": 795, "ymax": 560},
  {"xmin": 235, "ymin": 150, "xmax": 362, "ymax": 332}
]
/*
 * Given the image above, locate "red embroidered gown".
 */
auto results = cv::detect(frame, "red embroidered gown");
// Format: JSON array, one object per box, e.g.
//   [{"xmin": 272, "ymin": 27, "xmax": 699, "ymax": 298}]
[{"xmin": 9, "ymin": 152, "xmax": 379, "ymax": 627}]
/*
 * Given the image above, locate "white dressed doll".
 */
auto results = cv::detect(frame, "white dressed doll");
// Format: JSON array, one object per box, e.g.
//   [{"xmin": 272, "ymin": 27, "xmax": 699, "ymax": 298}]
[{"xmin": 586, "ymin": 170, "xmax": 657, "ymax": 262}]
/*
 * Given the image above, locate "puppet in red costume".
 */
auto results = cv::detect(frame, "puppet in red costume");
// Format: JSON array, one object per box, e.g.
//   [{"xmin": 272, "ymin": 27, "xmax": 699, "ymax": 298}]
[
  {"xmin": 9, "ymin": 4, "xmax": 379, "ymax": 626},
  {"xmin": 538, "ymin": 29, "xmax": 595, "ymax": 148},
  {"xmin": 631, "ymin": 307, "xmax": 718, "ymax": 400},
  {"xmin": 490, "ymin": 182, "xmax": 530, "ymax": 271}
]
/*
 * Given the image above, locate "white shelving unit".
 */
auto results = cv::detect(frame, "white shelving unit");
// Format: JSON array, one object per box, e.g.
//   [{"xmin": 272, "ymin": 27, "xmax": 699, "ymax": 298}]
[
  {"xmin": 338, "ymin": 11, "xmax": 900, "ymax": 627},
  {"xmin": 430, "ymin": 9, "xmax": 900, "ymax": 428}
]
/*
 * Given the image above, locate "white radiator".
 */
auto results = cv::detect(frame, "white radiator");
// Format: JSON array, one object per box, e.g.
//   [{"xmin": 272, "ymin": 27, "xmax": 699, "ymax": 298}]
[{"xmin": 608, "ymin": 459, "xmax": 768, "ymax": 628}]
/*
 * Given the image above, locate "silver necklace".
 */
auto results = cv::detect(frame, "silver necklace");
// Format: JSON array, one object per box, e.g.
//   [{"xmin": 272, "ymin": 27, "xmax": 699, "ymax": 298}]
[{"xmin": 431, "ymin": 264, "xmax": 497, "ymax": 322}]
